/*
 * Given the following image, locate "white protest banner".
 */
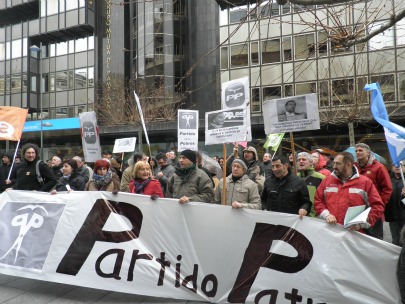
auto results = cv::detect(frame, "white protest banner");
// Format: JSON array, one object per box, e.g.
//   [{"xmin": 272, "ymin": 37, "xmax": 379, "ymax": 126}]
[
  {"xmin": 205, "ymin": 107, "xmax": 247, "ymax": 145},
  {"xmin": 221, "ymin": 77, "xmax": 252, "ymax": 141},
  {"xmin": 134, "ymin": 91, "xmax": 150, "ymax": 145},
  {"xmin": 113, "ymin": 137, "xmax": 137, "ymax": 154},
  {"xmin": 263, "ymin": 93, "xmax": 320, "ymax": 134},
  {"xmin": 79, "ymin": 111, "xmax": 102, "ymax": 162},
  {"xmin": 178, "ymin": 109, "xmax": 198, "ymax": 151},
  {"xmin": 0, "ymin": 190, "xmax": 400, "ymax": 304}
]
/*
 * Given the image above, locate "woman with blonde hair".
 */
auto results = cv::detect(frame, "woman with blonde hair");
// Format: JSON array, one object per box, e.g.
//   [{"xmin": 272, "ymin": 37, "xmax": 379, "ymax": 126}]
[{"xmin": 129, "ymin": 161, "xmax": 164, "ymax": 199}]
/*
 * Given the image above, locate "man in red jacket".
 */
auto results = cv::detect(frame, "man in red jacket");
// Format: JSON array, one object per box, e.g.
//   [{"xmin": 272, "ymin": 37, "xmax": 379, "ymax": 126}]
[
  {"xmin": 354, "ymin": 143, "xmax": 392, "ymax": 239},
  {"xmin": 315, "ymin": 152, "xmax": 384, "ymax": 231}
]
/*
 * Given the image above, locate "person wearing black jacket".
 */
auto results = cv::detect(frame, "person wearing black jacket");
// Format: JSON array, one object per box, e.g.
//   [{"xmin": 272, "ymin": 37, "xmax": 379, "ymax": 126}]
[
  {"xmin": 51, "ymin": 159, "xmax": 86, "ymax": 193},
  {"xmin": 0, "ymin": 151, "xmax": 16, "ymax": 192},
  {"xmin": 261, "ymin": 155, "xmax": 312, "ymax": 217},
  {"xmin": 386, "ymin": 164, "xmax": 405, "ymax": 246},
  {"xmin": 11, "ymin": 143, "xmax": 57, "ymax": 192}
]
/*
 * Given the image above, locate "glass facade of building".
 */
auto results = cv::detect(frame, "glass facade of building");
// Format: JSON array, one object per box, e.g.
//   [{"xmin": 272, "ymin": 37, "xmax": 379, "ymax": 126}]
[{"xmin": 217, "ymin": 0, "xmax": 405, "ymax": 156}]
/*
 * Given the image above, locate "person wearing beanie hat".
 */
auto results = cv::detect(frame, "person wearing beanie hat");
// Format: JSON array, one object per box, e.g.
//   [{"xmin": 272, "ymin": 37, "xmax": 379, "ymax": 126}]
[
  {"xmin": 180, "ymin": 149, "xmax": 196, "ymax": 164},
  {"xmin": 85, "ymin": 159, "xmax": 120, "ymax": 193},
  {"xmin": 225, "ymin": 144, "xmax": 265, "ymax": 195},
  {"xmin": 214, "ymin": 159, "xmax": 261, "ymax": 209},
  {"xmin": 167, "ymin": 149, "xmax": 214, "ymax": 204},
  {"xmin": 0, "ymin": 150, "xmax": 16, "ymax": 192},
  {"xmin": 51, "ymin": 159, "xmax": 86, "ymax": 194},
  {"xmin": 354, "ymin": 142, "xmax": 392, "ymax": 240},
  {"xmin": 296, "ymin": 152, "xmax": 325, "ymax": 217}
]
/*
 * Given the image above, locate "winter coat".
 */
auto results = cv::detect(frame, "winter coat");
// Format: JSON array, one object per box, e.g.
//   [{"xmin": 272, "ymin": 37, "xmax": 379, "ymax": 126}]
[
  {"xmin": 52, "ymin": 165, "xmax": 63, "ymax": 179},
  {"xmin": 314, "ymin": 166, "xmax": 385, "ymax": 227},
  {"xmin": 355, "ymin": 155, "xmax": 392, "ymax": 205},
  {"xmin": 129, "ymin": 178, "xmax": 164, "ymax": 198},
  {"xmin": 226, "ymin": 146, "xmax": 265, "ymax": 194},
  {"xmin": 0, "ymin": 151, "xmax": 15, "ymax": 192},
  {"xmin": 54, "ymin": 175, "xmax": 86, "ymax": 192},
  {"xmin": 156, "ymin": 164, "xmax": 176, "ymax": 193},
  {"xmin": 120, "ymin": 165, "xmax": 134, "ymax": 193},
  {"xmin": 85, "ymin": 178, "xmax": 120, "ymax": 192},
  {"xmin": 297, "ymin": 167, "xmax": 325, "ymax": 217},
  {"xmin": 12, "ymin": 159, "xmax": 57, "ymax": 191},
  {"xmin": 385, "ymin": 173, "xmax": 405, "ymax": 222},
  {"xmin": 314, "ymin": 154, "xmax": 331, "ymax": 177},
  {"xmin": 77, "ymin": 165, "xmax": 90, "ymax": 183},
  {"xmin": 215, "ymin": 174, "xmax": 261, "ymax": 209},
  {"xmin": 261, "ymin": 169, "xmax": 312, "ymax": 215},
  {"xmin": 167, "ymin": 166, "xmax": 214, "ymax": 203}
]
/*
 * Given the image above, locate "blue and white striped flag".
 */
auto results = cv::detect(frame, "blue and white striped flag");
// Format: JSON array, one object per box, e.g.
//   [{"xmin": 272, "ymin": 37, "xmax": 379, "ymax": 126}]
[{"xmin": 365, "ymin": 82, "xmax": 405, "ymax": 165}]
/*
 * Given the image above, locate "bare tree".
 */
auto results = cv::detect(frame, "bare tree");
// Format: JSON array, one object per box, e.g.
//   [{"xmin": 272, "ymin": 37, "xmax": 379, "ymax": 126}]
[{"xmin": 95, "ymin": 76, "xmax": 185, "ymax": 126}]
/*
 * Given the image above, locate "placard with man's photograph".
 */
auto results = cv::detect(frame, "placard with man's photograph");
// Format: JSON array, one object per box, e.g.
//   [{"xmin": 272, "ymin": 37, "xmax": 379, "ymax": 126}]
[
  {"xmin": 263, "ymin": 93, "xmax": 320, "ymax": 134},
  {"xmin": 205, "ymin": 107, "xmax": 248, "ymax": 145}
]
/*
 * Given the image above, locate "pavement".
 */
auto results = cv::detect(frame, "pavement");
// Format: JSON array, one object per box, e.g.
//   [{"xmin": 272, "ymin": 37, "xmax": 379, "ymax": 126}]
[{"xmin": 0, "ymin": 222, "xmax": 395, "ymax": 304}]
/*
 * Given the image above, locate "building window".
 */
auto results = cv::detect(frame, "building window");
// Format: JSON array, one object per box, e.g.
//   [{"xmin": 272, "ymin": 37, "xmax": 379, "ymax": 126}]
[
  {"xmin": 295, "ymin": 34, "xmax": 315, "ymax": 60},
  {"xmin": 230, "ymin": 5, "xmax": 247, "ymax": 24},
  {"xmin": 397, "ymin": 19, "xmax": 405, "ymax": 46},
  {"xmin": 230, "ymin": 44, "xmax": 249, "ymax": 68},
  {"xmin": 30, "ymin": 74, "xmax": 37, "ymax": 93},
  {"xmin": 220, "ymin": 8, "xmax": 228, "ymax": 26},
  {"xmin": 332, "ymin": 79, "xmax": 354, "ymax": 105},
  {"xmin": 284, "ymin": 85, "xmax": 293, "ymax": 97},
  {"xmin": 56, "ymin": 72, "xmax": 68, "ymax": 91},
  {"xmin": 296, "ymin": 82, "xmax": 316, "ymax": 95},
  {"xmin": 282, "ymin": 37, "xmax": 293, "ymax": 61},
  {"xmin": 370, "ymin": 74, "xmax": 395, "ymax": 102},
  {"xmin": 75, "ymin": 68, "xmax": 87, "ymax": 88},
  {"xmin": 319, "ymin": 81, "xmax": 329, "ymax": 107},
  {"xmin": 0, "ymin": 77, "xmax": 4, "ymax": 95},
  {"xmin": 262, "ymin": 39, "xmax": 281, "ymax": 64},
  {"xmin": 251, "ymin": 88, "xmax": 261, "ymax": 113},
  {"xmin": 251, "ymin": 42, "xmax": 259, "ymax": 65},
  {"xmin": 368, "ymin": 20, "xmax": 394, "ymax": 50},
  {"xmin": 260, "ymin": 1, "xmax": 280, "ymax": 18},
  {"xmin": 263, "ymin": 86, "xmax": 281, "ymax": 101},
  {"xmin": 318, "ymin": 32, "xmax": 328, "ymax": 57},
  {"xmin": 221, "ymin": 47, "xmax": 229, "ymax": 70}
]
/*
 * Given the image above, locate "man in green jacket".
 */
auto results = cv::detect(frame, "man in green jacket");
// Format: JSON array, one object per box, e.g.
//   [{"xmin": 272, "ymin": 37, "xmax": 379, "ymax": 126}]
[
  {"xmin": 167, "ymin": 149, "xmax": 214, "ymax": 204},
  {"xmin": 297, "ymin": 152, "xmax": 325, "ymax": 217}
]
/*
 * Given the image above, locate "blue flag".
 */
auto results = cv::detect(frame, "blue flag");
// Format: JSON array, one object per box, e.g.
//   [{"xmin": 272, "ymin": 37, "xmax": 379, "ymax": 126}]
[{"xmin": 365, "ymin": 82, "xmax": 405, "ymax": 165}]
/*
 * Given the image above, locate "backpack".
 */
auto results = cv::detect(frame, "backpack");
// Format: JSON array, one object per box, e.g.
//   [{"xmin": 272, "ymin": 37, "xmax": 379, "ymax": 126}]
[{"xmin": 36, "ymin": 160, "xmax": 46, "ymax": 187}]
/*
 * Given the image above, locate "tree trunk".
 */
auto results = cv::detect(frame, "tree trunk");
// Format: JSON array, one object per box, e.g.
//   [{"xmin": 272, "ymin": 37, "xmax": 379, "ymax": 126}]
[{"xmin": 348, "ymin": 121, "xmax": 355, "ymax": 146}]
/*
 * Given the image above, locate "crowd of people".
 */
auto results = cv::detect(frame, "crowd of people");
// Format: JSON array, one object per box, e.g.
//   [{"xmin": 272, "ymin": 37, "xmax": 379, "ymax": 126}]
[{"xmin": 1, "ymin": 141, "xmax": 405, "ymax": 299}]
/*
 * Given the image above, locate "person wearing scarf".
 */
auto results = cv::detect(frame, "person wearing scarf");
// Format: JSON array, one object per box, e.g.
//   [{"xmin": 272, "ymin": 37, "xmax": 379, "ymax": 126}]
[
  {"xmin": 51, "ymin": 159, "xmax": 86, "ymax": 194},
  {"xmin": 214, "ymin": 159, "xmax": 261, "ymax": 209},
  {"xmin": 128, "ymin": 161, "xmax": 163, "ymax": 199},
  {"xmin": 167, "ymin": 149, "xmax": 214, "ymax": 204},
  {"xmin": 85, "ymin": 159, "xmax": 120, "ymax": 193}
]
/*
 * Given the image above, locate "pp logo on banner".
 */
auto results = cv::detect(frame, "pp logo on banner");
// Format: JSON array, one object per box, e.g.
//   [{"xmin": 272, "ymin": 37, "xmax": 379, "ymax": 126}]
[
  {"xmin": 82, "ymin": 121, "xmax": 97, "ymax": 144},
  {"xmin": 0, "ymin": 202, "xmax": 65, "ymax": 270},
  {"xmin": 225, "ymin": 82, "xmax": 245, "ymax": 108}
]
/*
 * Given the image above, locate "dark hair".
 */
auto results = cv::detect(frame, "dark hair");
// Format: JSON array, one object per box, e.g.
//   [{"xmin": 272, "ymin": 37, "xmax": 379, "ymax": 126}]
[
  {"xmin": 103, "ymin": 150, "xmax": 112, "ymax": 155},
  {"xmin": 21, "ymin": 143, "xmax": 40, "ymax": 161},
  {"xmin": 285, "ymin": 100, "xmax": 296, "ymax": 106},
  {"xmin": 272, "ymin": 155, "xmax": 289, "ymax": 165},
  {"xmin": 335, "ymin": 152, "xmax": 354, "ymax": 164},
  {"xmin": 133, "ymin": 152, "xmax": 145, "ymax": 163},
  {"xmin": 155, "ymin": 152, "xmax": 167, "ymax": 161},
  {"xmin": 63, "ymin": 159, "xmax": 78, "ymax": 176}
]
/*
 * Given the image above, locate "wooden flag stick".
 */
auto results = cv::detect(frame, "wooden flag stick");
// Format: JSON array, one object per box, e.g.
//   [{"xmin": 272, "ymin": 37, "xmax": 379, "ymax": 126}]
[
  {"xmin": 290, "ymin": 132, "xmax": 297, "ymax": 175},
  {"xmin": 222, "ymin": 143, "xmax": 227, "ymax": 205}
]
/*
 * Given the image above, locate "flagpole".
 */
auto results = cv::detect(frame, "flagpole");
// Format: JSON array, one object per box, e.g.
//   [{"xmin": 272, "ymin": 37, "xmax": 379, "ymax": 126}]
[
  {"xmin": 222, "ymin": 143, "xmax": 227, "ymax": 205},
  {"xmin": 7, "ymin": 139, "xmax": 21, "ymax": 180},
  {"xmin": 290, "ymin": 132, "xmax": 297, "ymax": 175}
]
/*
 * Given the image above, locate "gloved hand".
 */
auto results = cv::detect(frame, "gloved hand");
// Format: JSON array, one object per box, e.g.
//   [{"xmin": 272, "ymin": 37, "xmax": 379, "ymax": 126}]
[
  {"xmin": 112, "ymin": 189, "xmax": 119, "ymax": 195},
  {"xmin": 150, "ymin": 194, "xmax": 159, "ymax": 200}
]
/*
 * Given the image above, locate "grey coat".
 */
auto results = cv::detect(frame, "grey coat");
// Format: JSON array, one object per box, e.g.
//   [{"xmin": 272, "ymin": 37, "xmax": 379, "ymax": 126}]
[
  {"xmin": 167, "ymin": 167, "xmax": 214, "ymax": 203},
  {"xmin": 215, "ymin": 174, "xmax": 261, "ymax": 209}
]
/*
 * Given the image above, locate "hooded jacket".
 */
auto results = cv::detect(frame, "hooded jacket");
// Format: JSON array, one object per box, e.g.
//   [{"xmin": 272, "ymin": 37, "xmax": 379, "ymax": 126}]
[
  {"xmin": 0, "ymin": 151, "xmax": 15, "ymax": 192},
  {"xmin": 297, "ymin": 166, "xmax": 325, "ymax": 217},
  {"xmin": 355, "ymin": 154, "xmax": 392, "ymax": 205},
  {"xmin": 314, "ymin": 166, "xmax": 385, "ymax": 228},
  {"xmin": 226, "ymin": 146, "xmax": 265, "ymax": 194},
  {"xmin": 314, "ymin": 154, "xmax": 331, "ymax": 177}
]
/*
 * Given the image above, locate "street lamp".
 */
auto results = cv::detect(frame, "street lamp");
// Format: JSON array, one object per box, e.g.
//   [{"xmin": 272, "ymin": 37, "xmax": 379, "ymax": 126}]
[{"xmin": 30, "ymin": 43, "xmax": 43, "ymax": 160}]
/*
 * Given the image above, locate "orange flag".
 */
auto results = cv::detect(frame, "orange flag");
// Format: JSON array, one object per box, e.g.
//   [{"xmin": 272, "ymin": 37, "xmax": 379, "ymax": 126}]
[{"xmin": 0, "ymin": 106, "xmax": 28, "ymax": 141}]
